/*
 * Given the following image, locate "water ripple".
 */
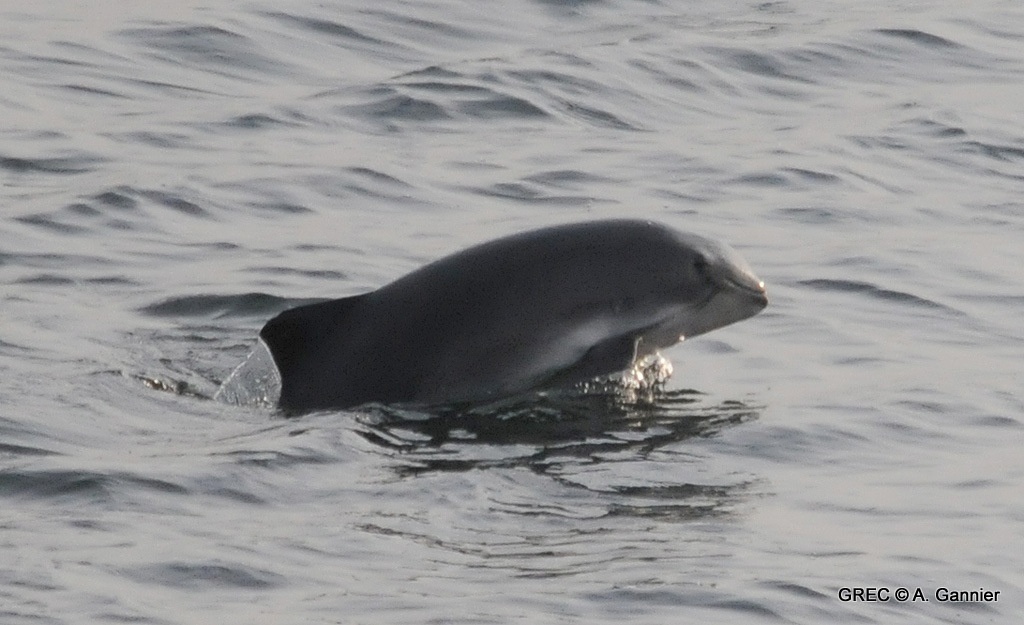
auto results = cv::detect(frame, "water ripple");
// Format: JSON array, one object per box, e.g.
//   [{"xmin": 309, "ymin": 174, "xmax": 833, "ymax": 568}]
[
  {"xmin": 119, "ymin": 24, "xmax": 295, "ymax": 76},
  {"xmin": 799, "ymin": 278, "xmax": 957, "ymax": 314},
  {"xmin": 129, "ymin": 561, "xmax": 285, "ymax": 590},
  {"xmin": 138, "ymin": 292, "xmax": 304, "ymax": 319},
  {"xmin": 0, "ymin": 469, "xmax": 186, "ymax": 502},
  {"xmin": 264, "ymin": 11, "xmax": 388, "ymax": 48},
  {"xmin": 0, "ymin": 153, "xmax": 103, "ymax": 175},
  {"xmin": 875, "ymin": 28, "xmax": 960, "ymax": 49},
  {"xmin": 13, "ymin": 186, "xmax": 212, "ymax": 236},
  {"xmin": 355, "ymin": 390, "xmax": 760, "ymax": 484}
]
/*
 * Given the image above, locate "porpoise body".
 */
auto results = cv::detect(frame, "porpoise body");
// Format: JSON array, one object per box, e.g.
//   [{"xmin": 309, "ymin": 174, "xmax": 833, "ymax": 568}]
[{"xmin": 252, "ymin": 219, "xmax": 767, "ymax": 413}]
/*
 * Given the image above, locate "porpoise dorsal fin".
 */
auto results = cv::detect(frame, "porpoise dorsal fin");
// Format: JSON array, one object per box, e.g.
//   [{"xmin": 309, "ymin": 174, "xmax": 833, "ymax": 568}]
[{"xmin": 259, "ymin": 294, "xmax": 368, "ymax": 407}]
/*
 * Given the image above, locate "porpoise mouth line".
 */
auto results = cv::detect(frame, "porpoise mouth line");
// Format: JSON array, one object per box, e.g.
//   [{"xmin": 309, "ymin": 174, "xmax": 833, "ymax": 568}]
[{"xmin": 725, "ymin": 276, "xmax": 768, "ymax": 299}]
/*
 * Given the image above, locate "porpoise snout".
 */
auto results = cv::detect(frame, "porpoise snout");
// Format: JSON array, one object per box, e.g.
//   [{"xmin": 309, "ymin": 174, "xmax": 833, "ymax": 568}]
[{"xmin": 723, "ymin": 269, "xmax": 768, "ymax": 309}]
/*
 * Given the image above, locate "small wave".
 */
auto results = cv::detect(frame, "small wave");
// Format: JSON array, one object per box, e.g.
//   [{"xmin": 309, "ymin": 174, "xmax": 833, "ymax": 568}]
[
  {"xmin": 221, "ymin": 112, "xmax": 300, "ymax": 130},
  {"xmin": 555, "ymin": 99, "xmax": 639, "ymax": 130},
  {"xmin": 344, "ymin": 88, "xmax": 452, "ymax": 122},
  {"xmin": 732, "ymin": 167, "xmax": 843, "ymax": 189},
  {"xmin": 263, "ymin": 12, "xmax": 388, "ymax": 47},
  {"xmin": 874, "ymin": 28, "xmax": 960, "ymax": 49},
  {"xmin": 129, "ymin": 561, "xmax": 285, "ymax": 590},
  {"xmin": 342, "ymin": 81, "xmax": 555, "ymax": 125},
  {"xmin": 242, "ymin": 265, "xmax": 346, "ymax": 280},
  {"xmin": 138, "ymin": 292, "xmax": 306, "ymax": 319},
  {"xmin": 0, "ymin": 442, "xmax": 59, "ymax": 458},
  {"xmin": 457, "ymin": 93, "xmax": 549, "ymax": 119},
  {"xmin": 963, "ymin": 140, "xmax": 1024, "ymax": 162},
  {"xmin": 458, "ymin": 167, "xmax": 614, "ymax": 205},
  {"xmin": 799, "ymin": 278, "xmax": 957, "ymax": 313},
  {"xmin": 14, "ymin": 273, "xmax": 75, "ymax": 285},
  {"xmin": 14, "ymin": 212, "xmax": 90, "ymax": 235},
  {"xmin": 467, "ymin": 181, "xmax": 598, "ymax": 205},
  {"xmin": 521, "ymin": 169, "xmax": 613, "ymax": 188},
  {"xmin": 720, "ymin": 49, "xmax": 815, "ymax": 84},
  {"xmin": 93, "ymin": 188, "xmax": 138, "ymax": 209},
  {"xmin": 341, "ymin": 61, "xmax": 621, "ymax": 128},
  {"xmin": 904, "ymin": 117, "xmax": 968, "ymax": 140},
  {"xmin": 328, "ymin": 165, "xmax": 417, "ymax": 201},
  {"xmin": 0, "ymin": 153, "xmax": 103, "ymax": 175},
  {"xmin": 0, "ymin": 469, "xmax": 187, "ymax": 502},
  {"xmin": 113, "ymin": 130, "xmax": 194, "ymax": 149},
  {"xmin": 242, "ymin": 200, "xmax": 314, "ymax": 215},
  {"xmin": 772, "ymin": 206, "xmax": 864, "ymax": 225},
  {"xmin": 136, "ymin": 189, "xmax": 208, "ymax": 218},
  {"xmin": 14, "ymin": 186, "xmax": 216, "ymax": 237},
  {"xmin": 58, "ymin": 83, "xmax": 129, "ymax": 99},
  {"xmin": 118, "ymin": 24, "xmax": 294, "ymax": 77},
  {"xmin": 853, "ymin": 27, "xmax": 998, "ymax": 75}
]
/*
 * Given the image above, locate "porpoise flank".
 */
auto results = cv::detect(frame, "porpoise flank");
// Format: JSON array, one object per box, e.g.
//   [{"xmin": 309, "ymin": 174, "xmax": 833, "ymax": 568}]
[{"xmin": 253, "ymin": 219, "xmax": 767, "ymax": 413}]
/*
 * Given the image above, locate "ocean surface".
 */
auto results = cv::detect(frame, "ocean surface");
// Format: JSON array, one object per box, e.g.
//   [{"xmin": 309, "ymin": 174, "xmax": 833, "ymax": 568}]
[{"xmin": 3, "ymin": 1, "xmax": 1023, "ymax": 623}]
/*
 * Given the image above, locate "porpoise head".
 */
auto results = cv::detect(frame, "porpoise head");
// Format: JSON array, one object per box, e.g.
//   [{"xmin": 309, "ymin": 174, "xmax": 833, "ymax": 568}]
[
  {"xmin": 550, "ymin": 222, "xmax": 768, "ymax": 364},
  {"xmin": 643, "ymin": 229, "xmax": 767, "ymax": 347}
]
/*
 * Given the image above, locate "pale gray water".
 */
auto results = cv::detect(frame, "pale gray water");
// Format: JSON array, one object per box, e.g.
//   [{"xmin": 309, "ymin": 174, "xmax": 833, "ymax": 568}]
[{"xmin": 2, "ymin": 1, "xmax": 1023, "ymax": 623}]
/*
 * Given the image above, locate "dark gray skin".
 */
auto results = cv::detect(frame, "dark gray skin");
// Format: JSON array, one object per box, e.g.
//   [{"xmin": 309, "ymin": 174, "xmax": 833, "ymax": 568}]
[{"xmin": 260, "ymin": 219, "xmax": 767, "ymax": 414}]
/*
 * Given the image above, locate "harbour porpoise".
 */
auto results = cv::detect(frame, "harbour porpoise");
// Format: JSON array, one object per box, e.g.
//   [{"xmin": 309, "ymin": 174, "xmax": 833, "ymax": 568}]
[{"xmin": 228, "ymin": 219, "xmax": 767, "ymax": 413}]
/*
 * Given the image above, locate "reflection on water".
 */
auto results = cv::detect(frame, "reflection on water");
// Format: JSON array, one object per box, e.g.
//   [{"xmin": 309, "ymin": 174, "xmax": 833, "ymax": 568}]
[
  {"xmin": 341, "ymin": 389, "xmax": 765, "ymax": 564},
  {"xmin": 361, "ymin": 390, "xmax": 758, "ymax": 464}
]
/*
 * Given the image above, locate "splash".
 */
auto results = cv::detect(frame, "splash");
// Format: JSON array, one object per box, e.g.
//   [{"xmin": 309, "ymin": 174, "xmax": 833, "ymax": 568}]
[
  {"xmin": 576, "ymin": 351, "xmax": 674, "ymax": 401},
  {"xmin": 214, "ymin": 339, "xmax": 282, "ymax": 407},
  {"xmin": 619, "ymin": 352, "xmax": 675, "ymax": 390}
]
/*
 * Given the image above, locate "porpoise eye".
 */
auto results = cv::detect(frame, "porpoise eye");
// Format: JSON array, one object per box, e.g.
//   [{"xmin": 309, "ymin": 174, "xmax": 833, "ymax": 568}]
[{"xmin": 692, "ymin": 255, "xmax": 710, "ymax": 278}]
